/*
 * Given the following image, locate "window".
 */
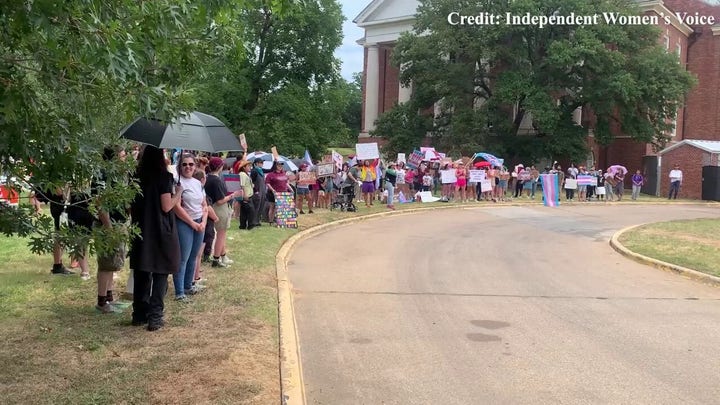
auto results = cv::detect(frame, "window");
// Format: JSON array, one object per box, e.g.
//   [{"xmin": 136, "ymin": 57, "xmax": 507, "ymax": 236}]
[{"xmin": 664, "ymin": 35, "xmax": 670, "ymax": 51}]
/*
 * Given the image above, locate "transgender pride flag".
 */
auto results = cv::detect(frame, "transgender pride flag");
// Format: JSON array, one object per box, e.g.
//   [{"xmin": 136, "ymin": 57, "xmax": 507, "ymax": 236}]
[{"xmin": 540, "ymin": 174, "xmax": 560, "ymax": 207}]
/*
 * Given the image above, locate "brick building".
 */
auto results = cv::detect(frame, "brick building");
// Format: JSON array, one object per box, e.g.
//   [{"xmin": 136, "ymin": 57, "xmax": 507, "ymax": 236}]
[{"xmin": 354, "ymin": 0, "xmax": 720, "ymax": 199}]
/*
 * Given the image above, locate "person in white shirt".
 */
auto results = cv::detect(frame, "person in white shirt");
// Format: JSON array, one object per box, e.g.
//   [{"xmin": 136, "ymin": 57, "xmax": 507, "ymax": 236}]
[{"xmin": 668, "ymin": 164, "xmax": 683, "ymax": 199}]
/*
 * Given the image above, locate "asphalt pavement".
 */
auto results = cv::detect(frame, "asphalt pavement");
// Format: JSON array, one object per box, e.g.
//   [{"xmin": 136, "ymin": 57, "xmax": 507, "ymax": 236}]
[{"xmin": 288, "ymin": 204, "xmax": 720, "ymax": 404}]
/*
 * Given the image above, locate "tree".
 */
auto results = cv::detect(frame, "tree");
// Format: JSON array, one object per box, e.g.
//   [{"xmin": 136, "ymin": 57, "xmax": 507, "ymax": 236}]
[
  {"xmin": 386, "ymin": 0, "xmax": 696, "ymax": 163},
  {"xmin": 246, "ymin": 80, "xmax": 352, "ymax": 158},
  {"xmin": 193, "ymin": 0, "xmax": 347, "ymax": 154},
  {"xmin": 0, "ymin": 0, "xmax": 290, "ymax": 250},
  {"xmin": 340, "ymin": 72, "xmax": 363, "ymax": 144},
  {"xmin": 372, "ymin": 101, "xmax": 433, "ymax": 158}
]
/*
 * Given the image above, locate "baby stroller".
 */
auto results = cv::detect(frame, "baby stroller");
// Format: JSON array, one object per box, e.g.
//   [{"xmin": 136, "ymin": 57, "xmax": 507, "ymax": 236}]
[{"xmin": 331, "ymin": 185, "xmax": 357, "ymax": 212}]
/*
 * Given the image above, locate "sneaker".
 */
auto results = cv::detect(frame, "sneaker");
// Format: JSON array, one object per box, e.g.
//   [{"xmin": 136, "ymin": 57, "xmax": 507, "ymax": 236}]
[
  {"xmin": 201, "ymin": 255, "xmax": 211, "ymax": 263},
  {"xmin": 80, "ymin": 272, "xmax": 91, "ymax": 281},
  {"xmin": 51, "ymin": 266, "xmax": 75, "ymax": 276},
  {"xmin": 95, "ymin": 303, "xmax": 120, "ymax": 314},
  {"xmin": 308, "ymin": 210, "xmax": 314, "ymax": 214},
  {"xmin": 211, "ymin": 260, "xmax": 228, "ymax": 268},
  {"xmin": 108, "ymin": 300, "xmax": 131, "ymax": 310},
  {"xmin": 175, "ymin": 295, "xmax": 191, "ymax": 303},
  {"xmin": 185, "ymin": 285, "xmax": 204, "ymax": 295},
  {"xmin": 299, "ymin": 210, "xmax": 305, "ymax": 214},
  {"xmin": 221, "ymin": 255, "xmax": 234, "ymax": 265}
]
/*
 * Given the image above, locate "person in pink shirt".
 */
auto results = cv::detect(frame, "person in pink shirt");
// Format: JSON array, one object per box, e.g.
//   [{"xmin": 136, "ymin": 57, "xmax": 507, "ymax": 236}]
[{"xmin": 265, "ymin": 161, "xmax": 292, "ymax": 223}]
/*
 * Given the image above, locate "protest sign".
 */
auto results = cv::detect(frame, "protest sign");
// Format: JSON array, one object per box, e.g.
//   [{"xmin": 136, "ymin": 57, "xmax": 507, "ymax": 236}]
[
  {"xmin": 316, "ymin": 163, "xmax": 335, "ymax": 178},
  {"xmin": 469, "ymin": 170, "xmax": 486, "ymax": 182},
  {"xmin": 480, "ymin": 180, "xmax": 493, "ymax": 192},
  {"xmin": 355, "ymin": 142, "xmax": 379, "ymax": 160},
  {"xmin": 274, "ymin": 192, "xmax": 297, "ymax": 228},
  {"xmin": 440, "ymin": 170, "xmax": 457, "ymax": 184},
  {"xmin": 406, "ymin": 150, "xmax": 424, "ymax": 169},
  {"xmin": 238, "ymin": 133, "xmax": 247, "ymax": 151},
  {"xmin": 397, "ymin": 153, "xmax": 406, "ymax": 164},
  {"xmin": 298, "ymin": 171, "xmax": 317, "ymax": 186},
  {"xmin": 331, "ymin": 150, "xmax": 343, "ymax": 169},
  {"xmin": 223, "ymin": 174, "xmax": 240, "ymax": 193},
  {"xmin": 564, "ymin": 179, "xmax": 578, "ymax": 189},
  {"xmin": 416, "ymin": 191, "xmax": 440, "ymax": 203}
]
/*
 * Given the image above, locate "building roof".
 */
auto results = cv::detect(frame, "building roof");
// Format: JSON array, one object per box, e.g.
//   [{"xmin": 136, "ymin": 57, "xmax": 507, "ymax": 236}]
[
  {"xmin": 659, "ymin": 139, "xmax": 720, "ymax": 154},
  {"xmin": 354, "ymin": 0, "xmax": 419, "ymax": 27}
]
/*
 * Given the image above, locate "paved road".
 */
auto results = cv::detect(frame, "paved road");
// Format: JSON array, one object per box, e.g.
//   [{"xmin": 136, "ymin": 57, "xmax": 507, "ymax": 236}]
[{"xmin": 288, "ymin": 204, "xmax": 720, "ymax": 404}]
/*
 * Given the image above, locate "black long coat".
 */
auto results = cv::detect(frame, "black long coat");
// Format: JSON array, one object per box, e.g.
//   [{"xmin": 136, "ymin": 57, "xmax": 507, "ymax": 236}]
[{"xmin": 129, "ymin": 171, "xmax": 180, "ymax": 274}]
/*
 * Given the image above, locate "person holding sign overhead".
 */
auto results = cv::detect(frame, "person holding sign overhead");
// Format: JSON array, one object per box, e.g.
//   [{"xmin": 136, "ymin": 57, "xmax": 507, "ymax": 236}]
[{"xmin": 360, "ymin": 160, "xmax": 377, "ymax": 207}]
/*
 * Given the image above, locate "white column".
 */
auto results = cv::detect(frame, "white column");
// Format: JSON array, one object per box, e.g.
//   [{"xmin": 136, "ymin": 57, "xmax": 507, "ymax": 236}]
[
  {"xmin": 398, "ymin": 63, "xmax": 412, "ymax": 104},
  {"xmin": 363, "ymin": 44, "xmax": 380, "ymax": 135}
]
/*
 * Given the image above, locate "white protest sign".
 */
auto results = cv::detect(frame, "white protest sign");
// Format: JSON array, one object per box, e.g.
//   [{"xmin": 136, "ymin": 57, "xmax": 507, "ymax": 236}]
[
  {"xmin": 416, "ymin": 191, "xmax": 440, "ymax": 203},
  {"xmin": 331, "ymin": 150, "xmax": 343, "ymax": 169},
  {"xmin": 355, "ymin": 142, "xmax": 379, "ymax": 160},
  {"xmin": 469, "ymin": 170, "xmax": 486, "ymax": 182},
  {"xmin": 440, "ymin": 169, "xmax": 457, "ymax": 184},
  {"xmin": 397, "ymin": 153, "xmax": 406, "ymax": 163},
  {"xmin": 480, "ymin": 180, "xmax": 493, "ymax": 192},
  {"xmin": 564, "ymin": 179, "xmax": 578, "ymax": 189}
]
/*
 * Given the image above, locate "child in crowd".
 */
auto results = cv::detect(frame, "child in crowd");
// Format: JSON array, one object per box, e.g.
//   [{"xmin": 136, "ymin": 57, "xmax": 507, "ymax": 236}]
[{"xmin": 422, "ymin": 171, "xmax": 433, "ymax": 192}]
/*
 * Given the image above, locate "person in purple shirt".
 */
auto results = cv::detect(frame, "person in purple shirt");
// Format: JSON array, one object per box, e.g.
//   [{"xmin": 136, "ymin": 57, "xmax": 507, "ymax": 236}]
[{"xmin": 631, "ymin": 170, "xmax": 644, "ymax": 201}]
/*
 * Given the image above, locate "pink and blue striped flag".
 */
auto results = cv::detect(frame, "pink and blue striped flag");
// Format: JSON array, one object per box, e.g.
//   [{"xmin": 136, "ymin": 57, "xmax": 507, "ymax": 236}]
[
  {"xmin": 577, "ymin": 175, "xmax": 596, "ymax": 186},
  {"xmin": 540, "ymin": 174, "xmax": 560, "ymax": 207}
]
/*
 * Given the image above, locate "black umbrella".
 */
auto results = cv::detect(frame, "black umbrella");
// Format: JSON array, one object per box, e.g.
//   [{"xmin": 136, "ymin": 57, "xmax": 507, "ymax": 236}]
[{"xmin": 120, "ymin": 111, "xmax": 243, "ymax": 153}]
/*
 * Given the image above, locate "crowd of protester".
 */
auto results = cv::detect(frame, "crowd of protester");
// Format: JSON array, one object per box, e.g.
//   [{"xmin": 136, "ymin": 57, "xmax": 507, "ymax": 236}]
[{"xmin": 11, "ymin": 145, "xmax": 685, "ymax": 331}]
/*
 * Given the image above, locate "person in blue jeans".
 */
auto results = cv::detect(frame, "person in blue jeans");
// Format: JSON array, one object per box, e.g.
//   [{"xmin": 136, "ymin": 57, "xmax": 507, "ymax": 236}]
[{"xmin": 173, "ymin": 154, "xmax": 208, "ymax": 301}]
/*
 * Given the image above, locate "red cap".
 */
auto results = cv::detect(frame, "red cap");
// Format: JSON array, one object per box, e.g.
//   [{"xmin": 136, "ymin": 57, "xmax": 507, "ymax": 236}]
[{"xmin": 209, "ymin": 157, "xmax": 224, "ymax": 171}]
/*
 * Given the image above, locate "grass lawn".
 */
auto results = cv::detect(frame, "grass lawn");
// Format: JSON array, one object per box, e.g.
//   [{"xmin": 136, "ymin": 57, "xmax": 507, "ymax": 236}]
[
  {"xmin": 619, "ymin": 218, "xmax": 720, "ymax": 277},
  {"xmin": 0, "ymin": 193, "xmax": 710, "ymax": 404},
  {"xmin": 326, "ymin": 147, "xmax": 355, "ymax": 158},
  {"xmin": 0, "ymin": 199, "xmax": 456, "ymax": 404}
]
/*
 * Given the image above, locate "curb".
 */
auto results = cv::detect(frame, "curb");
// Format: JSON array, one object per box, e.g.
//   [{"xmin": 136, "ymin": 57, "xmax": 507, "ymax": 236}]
[
  {"xmin": 609, "ymin": 224, "xmax": 720, "ymax": 287},
  {"xmin": 276, "ymin": 202, "xmax": 493, "ymax": 405}
]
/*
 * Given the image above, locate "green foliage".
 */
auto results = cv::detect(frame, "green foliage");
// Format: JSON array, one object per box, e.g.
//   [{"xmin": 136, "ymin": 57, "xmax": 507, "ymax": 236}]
[
  {"xmin": 0, "ymin": 0, "xmax": 272, "ymax": 243},
  {"xmin": 193, "ymin": 0, "xmax": 350, "ymax": 156},
  {"xmin": 372, "ymin": 101, "xmax": 433, "ymax": 158},
  {"xmin": 246, "ymin": 81, "xmax": 351, "ymax": 158},
  {"xmin": 384, "ymin": 0, "xmax": 696, "ymax": 163}
]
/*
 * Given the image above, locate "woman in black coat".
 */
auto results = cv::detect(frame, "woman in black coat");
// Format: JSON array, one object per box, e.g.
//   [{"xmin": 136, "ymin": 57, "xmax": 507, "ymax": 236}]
[{"xmin": 129, "ymin": 146, "xmax": 182, "ymax": 331}]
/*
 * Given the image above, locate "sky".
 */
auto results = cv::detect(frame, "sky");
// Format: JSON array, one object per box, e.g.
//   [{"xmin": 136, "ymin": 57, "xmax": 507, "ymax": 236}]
[{"xmin": 336, "ymin": 0, "xmax": 368, "ymax": 81}]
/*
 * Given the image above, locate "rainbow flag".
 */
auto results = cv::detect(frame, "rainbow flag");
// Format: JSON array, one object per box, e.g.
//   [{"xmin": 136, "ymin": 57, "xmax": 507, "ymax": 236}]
[{"xmin": 540, "ymin": 174, "xmax": 560, "ymax": 207}]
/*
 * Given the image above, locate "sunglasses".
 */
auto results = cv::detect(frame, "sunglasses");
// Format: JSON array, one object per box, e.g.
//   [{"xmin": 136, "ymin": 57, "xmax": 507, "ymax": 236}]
[{"xmin": 182, "ymin": 162, "xmax": 195, "ymax": 167}]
